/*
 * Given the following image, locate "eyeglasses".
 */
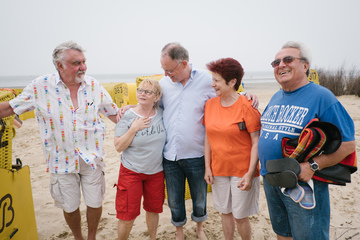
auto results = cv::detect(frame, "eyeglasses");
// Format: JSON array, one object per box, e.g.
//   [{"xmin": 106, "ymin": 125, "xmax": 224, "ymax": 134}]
[
  {"xmin": 165, "ymin": 61, "xmax": 181, "ymax": 74},
  {"xmin": 137, "ymin": 88, "xmax": 155, "ymax": 95},
  {"xmin": 271, "ymin": 56, "xmax": 306, "ymax": 68}
]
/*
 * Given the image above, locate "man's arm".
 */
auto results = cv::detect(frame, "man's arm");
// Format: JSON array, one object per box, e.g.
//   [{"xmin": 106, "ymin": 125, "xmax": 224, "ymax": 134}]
[
  {"xmin": 107, "ymin": 106, "xmax": 136, "ymax": 124},
  {"xmin": 298, "ymin": 141, "xmax": 356, "ymax": 182},
  {"xmin": 0, "ymin": 102, "xmax": 15, "ymax": 119},
  {"xmin": 119, "ymin": 105, "xmax": 136, "ymax": 118},
  {"xmin": 107, "ymin": 114, "xmax": 118, "ymax": 124}
]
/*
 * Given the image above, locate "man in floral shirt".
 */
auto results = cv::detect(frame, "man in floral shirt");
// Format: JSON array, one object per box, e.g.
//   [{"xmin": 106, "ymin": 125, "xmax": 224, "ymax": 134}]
[{"xmin": 0, "ymin": 41, "xmax": 119, "ymax": 240}]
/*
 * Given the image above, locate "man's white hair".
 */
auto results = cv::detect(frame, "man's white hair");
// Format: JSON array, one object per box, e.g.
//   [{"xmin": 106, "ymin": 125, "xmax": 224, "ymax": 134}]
[
  {"xmin": 52, "ymin": 41, "xmax": 86, "ymax": 70},
  {"xmin": 282, "ymin": 41, "xmax": 312, "ymax": 76}
]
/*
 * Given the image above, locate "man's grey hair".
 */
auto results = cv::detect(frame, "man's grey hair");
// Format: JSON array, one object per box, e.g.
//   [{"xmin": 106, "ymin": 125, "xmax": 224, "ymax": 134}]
[
  {"xmin": 282, "ymin": 41, "xmax": 312, "ymax": 76},
  {"xmin": 161, "ymin": 42, "xmax": 189, "ymax": 62},
  {"xmin": 52, "ymin": 41, "xmax": 86, "ymax": 70}
]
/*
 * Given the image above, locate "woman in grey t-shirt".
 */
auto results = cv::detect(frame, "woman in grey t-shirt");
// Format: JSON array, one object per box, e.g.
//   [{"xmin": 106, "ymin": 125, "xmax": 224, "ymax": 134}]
[{"xmin": 114, "ymin": 79, "xmax": 166, "ymax": 239}]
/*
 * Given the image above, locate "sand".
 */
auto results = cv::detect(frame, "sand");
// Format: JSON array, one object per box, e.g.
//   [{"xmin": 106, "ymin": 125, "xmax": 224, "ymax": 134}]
[{"xmin": 11, "ymin": 81, "xmax": 360, "ymax": 240}]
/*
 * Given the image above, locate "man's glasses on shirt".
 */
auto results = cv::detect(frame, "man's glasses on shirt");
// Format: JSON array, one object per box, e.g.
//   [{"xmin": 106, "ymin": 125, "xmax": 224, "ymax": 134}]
[
  {"xmin": 271, "ymin": 56, "xmax": 306, "ymax": 68},
  {"xmin": 137, "ymin": 88, "xmax": 155, "ymax": 95}
]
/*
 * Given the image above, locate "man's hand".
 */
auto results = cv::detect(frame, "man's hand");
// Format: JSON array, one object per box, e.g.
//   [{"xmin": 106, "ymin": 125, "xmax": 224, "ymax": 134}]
[
  {"xmin": 298, "ymin": 162, "xmax": 315, "ymax": 183},
  {"xmin": 0, "ymin": 102, "xmax": 15, "ymax": 119},
  {"xmin": 117, "ymin": 105, "xmax": 135, "ymax": 121},
  {"xmin": 244, "ymin": 93, "xmax": 259, "ymax": 109}
]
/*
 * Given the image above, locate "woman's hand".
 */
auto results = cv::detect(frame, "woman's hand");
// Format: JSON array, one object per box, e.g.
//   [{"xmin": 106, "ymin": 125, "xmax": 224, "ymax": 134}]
[
  {"xmin": 130, "ymin": 117, "xmax": 151, "ymax": 131},
  {"xmin": 114, "ymin": 116, "xmax": 151, "ymax": 153},
  {"xmin": 238, "ymin": 172, "xmax": 253, "ymax": 191},
  {"xmin": 204, "ymin": 167, "xmax": 214, "ymax": 185}
]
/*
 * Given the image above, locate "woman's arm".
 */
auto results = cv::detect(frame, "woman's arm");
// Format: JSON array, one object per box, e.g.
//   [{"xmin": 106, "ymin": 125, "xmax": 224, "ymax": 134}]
[
  {"xmin": 204, "ymin": 131, "xmax": 214, "ymax": 185},
  {"xmin": 114, "ymin": 116, "xmax": 151, "ymax": 153},
  {"xmin": 238, "ymin": 130, "xmax": 260, "ymax": 190}
]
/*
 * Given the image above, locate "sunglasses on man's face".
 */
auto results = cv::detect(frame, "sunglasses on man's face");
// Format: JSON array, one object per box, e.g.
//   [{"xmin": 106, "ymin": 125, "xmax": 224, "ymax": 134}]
[{"xmin": 271, "ymin": 56, "xmax": 306, "ymax": 68}]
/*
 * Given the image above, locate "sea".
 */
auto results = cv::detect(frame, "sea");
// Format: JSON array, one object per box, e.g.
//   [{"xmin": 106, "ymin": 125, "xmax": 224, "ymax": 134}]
[{"xmin": 0, "ymin": 71, "xmax": 275, "ymax": 89}]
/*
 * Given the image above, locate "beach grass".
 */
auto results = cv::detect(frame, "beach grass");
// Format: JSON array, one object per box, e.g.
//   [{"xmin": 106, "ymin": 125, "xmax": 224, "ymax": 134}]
[{"xmin": 317, "ymin": 67, "xmax": 360, "ymax": 97}]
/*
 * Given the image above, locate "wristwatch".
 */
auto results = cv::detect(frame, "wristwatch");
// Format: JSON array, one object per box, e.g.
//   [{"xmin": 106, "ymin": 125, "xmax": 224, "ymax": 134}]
[{"xmin": 308, "ymin": 159, "xmax": 319, "ymax": 172}]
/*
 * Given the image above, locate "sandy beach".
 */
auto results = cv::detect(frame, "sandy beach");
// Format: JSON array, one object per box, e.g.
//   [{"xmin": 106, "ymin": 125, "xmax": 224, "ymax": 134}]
[{"xmin": 11, "ymin": 81, "xmax": 360, "ymax": 240}]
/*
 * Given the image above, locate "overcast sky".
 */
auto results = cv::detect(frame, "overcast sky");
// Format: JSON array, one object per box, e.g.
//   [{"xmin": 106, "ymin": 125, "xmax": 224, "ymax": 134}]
[{"xmin": 1, "ymin": 0, "xmax": 359, "ymax": 77}]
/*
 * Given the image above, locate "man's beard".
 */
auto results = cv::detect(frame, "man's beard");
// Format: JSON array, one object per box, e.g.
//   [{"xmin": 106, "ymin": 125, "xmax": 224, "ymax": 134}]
[{"xmin": 75, "ymin": 71, "xmax": 86, "ymax": 83}]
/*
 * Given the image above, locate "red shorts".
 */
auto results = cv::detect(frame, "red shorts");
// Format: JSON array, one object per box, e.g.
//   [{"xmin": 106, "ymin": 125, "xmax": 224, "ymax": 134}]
[{"xmin": 116, "ymin": 164, "xmax": 165, "ymax": 221}]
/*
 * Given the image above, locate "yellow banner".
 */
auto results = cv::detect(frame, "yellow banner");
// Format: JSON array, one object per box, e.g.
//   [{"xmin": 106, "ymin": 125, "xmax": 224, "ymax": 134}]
[{"xmin": 0, "ymin": 166, "xmax": 38, "ymax": 240}]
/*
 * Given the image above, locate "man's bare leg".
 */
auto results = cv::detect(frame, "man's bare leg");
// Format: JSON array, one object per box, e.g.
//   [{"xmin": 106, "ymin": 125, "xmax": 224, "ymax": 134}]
[
  {"xmin": 196, "ymin": 221, "xmax": 207, "ymax": 240},
  {"xmin": 277, "ymin": 236, "xmax": 293, "ymax": 240},
  {"xmin": 87, "ymin": 206, "xmax": 102, "ymax": 240},
  {"xmin": 63, "ymin": 208, "xmax": 84, "ymax": 240},
  {"xmin": 176, "ymin": 226, "xmax": 184, "ymax": 240}
]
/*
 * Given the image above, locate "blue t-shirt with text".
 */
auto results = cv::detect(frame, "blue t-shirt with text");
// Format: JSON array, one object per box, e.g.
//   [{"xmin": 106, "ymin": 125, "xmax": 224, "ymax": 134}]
[{"xmin": 258, "ymin": 82, "xmax": 355, "ymax": 176}]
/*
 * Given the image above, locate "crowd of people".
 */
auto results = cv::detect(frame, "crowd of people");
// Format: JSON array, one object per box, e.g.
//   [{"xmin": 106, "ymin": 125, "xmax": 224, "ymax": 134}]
[{"xmin": 0, "ymin": 40, "xmax": 356, "ymax": 240}]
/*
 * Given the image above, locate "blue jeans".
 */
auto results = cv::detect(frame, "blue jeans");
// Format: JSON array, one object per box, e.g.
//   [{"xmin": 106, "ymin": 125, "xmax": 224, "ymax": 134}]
[
  {"xmin": 163, "ymin": 157, "xmax": 208, "ymax": 226},
  {"xmin": 263, "ymin": 177, "xmax": 330, "ymax": 240}
]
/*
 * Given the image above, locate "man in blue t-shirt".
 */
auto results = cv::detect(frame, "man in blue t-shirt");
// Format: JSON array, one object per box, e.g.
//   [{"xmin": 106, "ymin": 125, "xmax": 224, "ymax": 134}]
[{"xmin": 258, "ymin": 41, "xmax": 355, "ymax": 240}]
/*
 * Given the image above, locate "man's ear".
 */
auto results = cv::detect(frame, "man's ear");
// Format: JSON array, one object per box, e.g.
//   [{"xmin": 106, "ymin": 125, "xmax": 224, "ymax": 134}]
[
  {"xmin": 304, "ymin": 62, "xmax": 309, "ymax": 74},
  {"xmin": 57, "ymin": 62, "xmax": 64, "ymax": 72},
  {"xmin": 181, "ymin": 60, "xmax": 188, "ymax": 68}
]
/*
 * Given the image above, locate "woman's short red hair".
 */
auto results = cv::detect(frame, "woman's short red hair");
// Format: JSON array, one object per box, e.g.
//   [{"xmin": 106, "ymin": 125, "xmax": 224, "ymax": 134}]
[{"xmin": 206, "ymin": 58, "xmax": 244, "ymax": 91}]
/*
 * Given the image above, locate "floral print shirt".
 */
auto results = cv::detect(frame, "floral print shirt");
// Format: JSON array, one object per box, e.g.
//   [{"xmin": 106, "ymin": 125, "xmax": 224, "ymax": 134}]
[{"xmin": 10, "ymin": 73, "xmax": 118, "ymax": 173}]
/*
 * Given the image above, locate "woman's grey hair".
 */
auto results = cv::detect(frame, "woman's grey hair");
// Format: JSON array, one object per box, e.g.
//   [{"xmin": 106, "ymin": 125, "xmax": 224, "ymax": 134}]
[
  {"xmin": 139, "ymin": 78, "xmax": 162, "ymax": 109},
  {"xmin": 161, "ymin": 42, "xmax": 189, "ymax": 62},
  {"xmin": 282, "ymin": 41, "xmax": 312, "ymax": 76},
  {"xmin": 52, "ymin": 41, "xmax": 86, "ymax": 70}
]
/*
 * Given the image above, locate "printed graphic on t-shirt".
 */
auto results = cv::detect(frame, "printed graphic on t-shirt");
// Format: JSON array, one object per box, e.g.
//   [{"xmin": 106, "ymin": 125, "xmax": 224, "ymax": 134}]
[
  {"xmin": 135, "ymin": 124, "xmax": 165, "ymax": 137},
  {"xmin": 260, "ymin": 104, "xmax": 309, "ymax": 140}
]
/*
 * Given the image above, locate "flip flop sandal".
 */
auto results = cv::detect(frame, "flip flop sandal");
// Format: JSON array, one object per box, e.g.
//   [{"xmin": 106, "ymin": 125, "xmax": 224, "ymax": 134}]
[
  {"xmin": 265, "ymin": 170, "xmax": 298, "ymax": 189},
  {"xmin": 266, "ymin": 157, "xmax": 301, "ymax": 175},
  {"xmin": 281, "ymin": 184, "xmax": 305, "ymax": 203},
  {"xmin": 299, "ymin": 180, "xmax": 316, "ymax": 209}
]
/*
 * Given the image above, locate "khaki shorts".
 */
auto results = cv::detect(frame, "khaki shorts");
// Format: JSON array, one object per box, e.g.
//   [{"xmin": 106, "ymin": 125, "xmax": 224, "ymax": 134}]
[
  {"xmin": 212, "ymin": 176, "xmax": 260, "ymax": 219},
  {"xmin": 50, "ymin": 159, "xmax": 105, "ymax": 213}
]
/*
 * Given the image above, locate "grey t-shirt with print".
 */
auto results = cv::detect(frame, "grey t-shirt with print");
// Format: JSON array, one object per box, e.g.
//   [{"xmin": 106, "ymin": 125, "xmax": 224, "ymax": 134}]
[{"xmin": 114, "ymin": 108, "xmax": 166, "ymax": 174}]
